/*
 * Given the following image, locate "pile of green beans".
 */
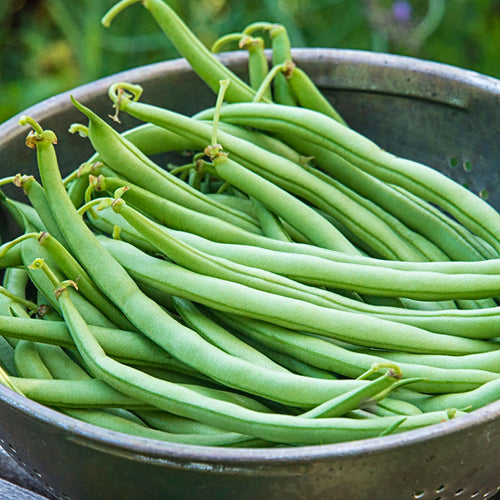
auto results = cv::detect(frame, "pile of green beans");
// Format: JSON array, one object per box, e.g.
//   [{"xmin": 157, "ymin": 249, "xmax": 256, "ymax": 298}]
[{"xmin": 1, "ymin": 0, "xmax": 500, "ymax": 447}]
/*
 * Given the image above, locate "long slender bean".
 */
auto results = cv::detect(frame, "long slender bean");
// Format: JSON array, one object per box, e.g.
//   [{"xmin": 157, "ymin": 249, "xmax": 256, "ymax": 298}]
[
  {"xmin": 100, "ymin": 236, "xmax": 497, "ymax": 355},
  {"xmin": 70, "ymin": 97, "xmax": 261, "ymax": 233},
  {"xmin": 215, "ymin": 312, "xmax": 499, "ymax": 394},
  {"xmin": 38, "ymin": 231, "xmax": 136, "ymax": 332},
  {"xmin": 22, "ymin": 116, "xmax": 382, "ymax": 407},
  {"xmin": 199, "ymin": 102, "xmax": 500, "ymax": 252},
  {"xmin": 102, "ymin": 0, "xmax": 262, "ymax": 104},
  {"xmin": 37, "ymin": 267, "xmax": 459, "ymax": 445},
  {"xmin": 91, "ymin": 204, "xmax": 500, "ymax": 338},
  {"xmin": 168, "ymin": 229, "xmax": 500, "ymax": 301}
]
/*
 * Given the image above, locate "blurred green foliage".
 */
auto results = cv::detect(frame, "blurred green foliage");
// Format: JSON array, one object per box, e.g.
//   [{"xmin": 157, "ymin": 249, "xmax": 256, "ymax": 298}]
[{"xmin": 0, "ymin": 0, "xmax": 499, "ymax": 123}]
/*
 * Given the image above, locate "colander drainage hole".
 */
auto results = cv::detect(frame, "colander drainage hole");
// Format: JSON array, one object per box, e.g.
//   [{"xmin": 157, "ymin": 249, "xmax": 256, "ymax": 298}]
[
  {"xmin": 463, "ymin": 160, "xmax": 473, "ymax": 172},
  {"xmin": 479, "ymin": 189, "xmax": 489, "ymax": 200},
  {"xmin": 414, "ymin": 491, "xmax": 425, "ymax": 499},
  {"xmin": 449, "ymin": 157, "xmax": 458, "ymax": 168},
  {"xmin": 454, "ymin": 489, "xmax": 464, "ymax": 496},
  {"xmin": 471, "ymin": 491, "xmax": 479, "ymax": 498},
  {"xmin": 435, "ymin": 485, "xmax": 445, "ymax": 493}
]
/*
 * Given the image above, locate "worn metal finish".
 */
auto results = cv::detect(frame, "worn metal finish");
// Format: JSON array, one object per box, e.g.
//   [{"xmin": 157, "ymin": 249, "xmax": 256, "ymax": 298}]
[{"xmin": 0, "ymin": 49, "xmax": 499, "ymax": 500}]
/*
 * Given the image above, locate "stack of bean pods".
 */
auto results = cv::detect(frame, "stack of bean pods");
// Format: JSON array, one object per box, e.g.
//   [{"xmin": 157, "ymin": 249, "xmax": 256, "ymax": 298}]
[{"xmin": 1, "ymin": 0, "xmax": 500, "ymax": 447}]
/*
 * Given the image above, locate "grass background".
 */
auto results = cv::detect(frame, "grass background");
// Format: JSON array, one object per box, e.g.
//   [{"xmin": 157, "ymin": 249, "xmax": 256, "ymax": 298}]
[{"xmin": 0, "ymin": 0, "xmax": 499, "ymax": 123}]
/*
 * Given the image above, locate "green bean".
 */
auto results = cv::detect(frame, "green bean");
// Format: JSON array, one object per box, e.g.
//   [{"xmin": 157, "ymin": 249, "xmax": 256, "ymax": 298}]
[
  {"xmin": 71, "ymin": 98, "xmax": 261, "ymax": 234},
  {"xmin": 266, "ymin": 24, "xmax": 296, "ymax": 106},
  {"xmin": 359, "ymin": 348, "xmax": 500, "ymax": 374},
  {"xmin": 0, "ymin": 315, "xmax": 186, "ymax": 369},
  {"xmin": 245, "ymin": 36, "xmax": 272, "ymax": 99},
  {"xmin": 203, "ymin": 102, "xmax": 500, "ymax": 253},
  {"xmin": 137, "ymin": 409, "xmax": 240, "ymax": 435},
  {"xmin": 212, "ymin": 34, "xmax": 271, "ymax": 101},
  {"xmin": 15, "ymin": 175, "xmax": 67, "ymax": 245},
  {"xmin": 169, "ymin": 230, "xmax": 500, "ymax": 302},
  {"xmin": 22, "ymin": 117, "xmax": 378, "ymax": 407},
  {"xmin": 94, "ymin": 205, "xmax": 500, "ymax": 337},
  {"xmin": 10, "ymin": 377, "xmax": 147, "ymax": 408},
  {"xmin": 38, "ymin": 267, "xmax": 460, "ymax": 444},
  {"xmin": 299, "ymin": 368, "xmax": 403, "ymax": 418},
  {"xmin": 102, "ymin": 0, "xmax": 262, "ymax": 104},
  {"xmin": 172, "ymin": 297, "xmax": 288, "ymax": 373},
  {"xmin": 284, "ymin": 61, "xmax": 347, "ymax": 124},
  {"xmin": 38, "ymin": 231, "xmax": 136, "ymax": 332},
  {"xmin": 108, "ymin": 85, "xmax": 442, "ymax": 260},
  {"xmin": 100, "ymin": 236, "xmax": 497, "ymax": 355},
  {"xmin": 0, "ymin": 240, "xmax": 23, "ymax": 269},
  {"xmin": 62, "ymin": 408, "xmax": 259, "ymax": 446},
  {"xmin": 215, "ymin": 312, "xmax": 499, "ymax": 394},
  {"xmin": 376, "ymin": 398, "xmax": 423, "ymax": 416},
  {"xmin": 415, "ymin": 379, "xmax": 500, "ymax": 413}
]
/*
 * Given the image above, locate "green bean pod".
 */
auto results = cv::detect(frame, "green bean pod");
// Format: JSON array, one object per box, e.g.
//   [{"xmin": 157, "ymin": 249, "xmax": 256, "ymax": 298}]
[
  {"xmin": 0, "ymin": 315, "xmax": 183, "ymax": 369},
  {"xmin": 267, "ymin": 24, "xmax": 297, "ymax": 106},
  {"xmin": 70, "ymin": 98, "xmax": 261, "ymax": 233},
  {"xmin": 101, "ymin": 237, "xmax": 497, "ymax": 355},
  {"xmin": 200, "ymin": 102, "xmax": 500, "ymax": 253},
  {"xmin": 102, "ymin": 0, "xmax": 262, "ymax": 103},
  {"xmin": 216, "ymin": 312, "xmax": 499, "ymax": 394},
  {"xmin": 38, "ymin": 231, "xmax": 136, "ymax": 332},
  {"xmin": 50, "ymin": 279, "xmax": 460, "ymax": 445},
  {"xmin": 109, "ymin": 87, "xmax": 440, "ymax": 260},
  {"xmin": 415, "ymin": 379, "xmax": 500, "ymax": 413},
  {"xmin": 162, "ymin": 230, "xmax": 500, "ymax": 302},
  {"xmin": 285, "ymin": 61, "xmax": 347, "ymax": 124},
  {"xmin": 0, "ymin": 241, "xmax": 23, "ymax": 269}
]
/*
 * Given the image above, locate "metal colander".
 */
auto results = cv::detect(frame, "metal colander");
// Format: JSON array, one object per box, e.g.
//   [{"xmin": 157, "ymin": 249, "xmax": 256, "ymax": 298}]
[{"xmin": 0, "ymin": 50, "xmax": 499, "ymax": 500}]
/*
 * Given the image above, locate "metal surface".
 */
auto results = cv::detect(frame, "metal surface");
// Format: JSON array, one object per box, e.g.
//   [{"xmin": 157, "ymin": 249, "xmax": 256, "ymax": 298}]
[{"xmin": 0, "ymin": 49, "xmax": 499, "ymax": 500}]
